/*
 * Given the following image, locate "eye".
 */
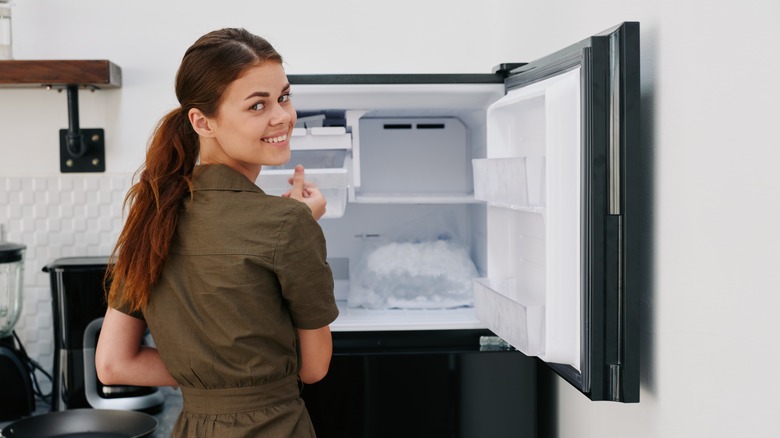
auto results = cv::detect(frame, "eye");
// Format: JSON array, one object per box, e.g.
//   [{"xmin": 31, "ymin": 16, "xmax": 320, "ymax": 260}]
[
  {"xmin": 250, "ymin": 101, "xmax": 265, "ymax": 111},
  {"xmin": 279, "ymin": 92, "xmax": 292, "ymax": 104}
]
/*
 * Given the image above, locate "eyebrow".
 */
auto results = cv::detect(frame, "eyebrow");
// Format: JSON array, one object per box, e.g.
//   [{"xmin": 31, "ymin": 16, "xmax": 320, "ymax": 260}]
[{"xmin": 244, "ymin": 83, "xmax": 291, "ymax": 101}]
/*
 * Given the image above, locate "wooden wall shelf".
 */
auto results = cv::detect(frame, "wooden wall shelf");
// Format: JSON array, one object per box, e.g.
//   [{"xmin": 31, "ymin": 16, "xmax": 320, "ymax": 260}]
[
  {"xmin": 0, "ymin": 60, "xmax": 122, "ymax": 173},
  {"xmin": 0, "ymin": 60, "xmax": 121, "ymax": 89}
]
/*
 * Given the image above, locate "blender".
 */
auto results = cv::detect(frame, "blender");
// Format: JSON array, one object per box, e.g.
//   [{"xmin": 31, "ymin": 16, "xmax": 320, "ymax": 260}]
[{"xmin": 0, "ymin": 235, "xmax": 35, "ymax": 421}]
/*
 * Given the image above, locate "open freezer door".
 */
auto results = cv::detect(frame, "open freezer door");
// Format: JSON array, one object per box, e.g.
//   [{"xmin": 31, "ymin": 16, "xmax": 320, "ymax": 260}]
[{"xmin": 472, "ymin": 22, "xmax": 639, "ymax": 402}]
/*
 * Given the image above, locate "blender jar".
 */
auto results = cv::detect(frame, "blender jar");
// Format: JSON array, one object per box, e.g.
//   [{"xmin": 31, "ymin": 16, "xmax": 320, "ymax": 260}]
[{"xmin": 0, "ymin": 241, "xmax": 25, "ymax": 338}]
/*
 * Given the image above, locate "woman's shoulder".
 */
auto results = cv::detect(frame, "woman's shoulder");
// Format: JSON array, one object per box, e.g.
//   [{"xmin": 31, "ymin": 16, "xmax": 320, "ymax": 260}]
[{"xmin": 232, "ymin": 192, "xmax": 316, "ymax": 230}]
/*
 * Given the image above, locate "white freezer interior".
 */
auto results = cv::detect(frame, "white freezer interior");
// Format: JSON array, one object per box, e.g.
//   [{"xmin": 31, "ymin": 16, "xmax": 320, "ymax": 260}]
[{"xmin": 258, "ymin": 77, "xmax": 583, "ymax": 369}]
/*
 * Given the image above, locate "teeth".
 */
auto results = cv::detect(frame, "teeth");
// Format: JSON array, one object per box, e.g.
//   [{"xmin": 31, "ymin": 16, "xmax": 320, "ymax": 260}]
[{"xmin": 263, "ymin": 134, "xmax": 288, "ymax": 143}]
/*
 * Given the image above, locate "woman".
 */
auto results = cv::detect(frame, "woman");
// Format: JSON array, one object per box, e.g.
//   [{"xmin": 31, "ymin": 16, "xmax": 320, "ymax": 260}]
[{"xmin": 95, "ymin": 28, "xmax": 339, "ymax": 437}]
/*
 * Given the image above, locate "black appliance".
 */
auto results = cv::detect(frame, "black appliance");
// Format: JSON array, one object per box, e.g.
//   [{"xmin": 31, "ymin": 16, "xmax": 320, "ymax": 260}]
[
  {"xmin": 283, "ymin": 21, "xmax": 640, "ymax": 405},
  {"xmin": 302, "ymin": 330, "xmax": 538, "ymax": 438},
  {"xmin": 43, "ymin": 256, "xmax": 164, "ymax": 413},
  {"xmin": 0, "ymin": 240, "xmax": 35, "ymax": 421},
  {"xmin": 0, "ymin": 334, "xmax": 35, "ymax": 421}
]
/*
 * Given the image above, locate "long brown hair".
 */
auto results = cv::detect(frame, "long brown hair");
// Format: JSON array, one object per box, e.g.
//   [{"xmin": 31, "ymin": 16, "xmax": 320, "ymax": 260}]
[{"xmin": 107, "ymin": 28, "xmax": 283, "ymax": 312}]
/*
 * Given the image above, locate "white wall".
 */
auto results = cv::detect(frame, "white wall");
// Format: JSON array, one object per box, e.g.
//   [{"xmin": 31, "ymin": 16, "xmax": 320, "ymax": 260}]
[{"xmin": 2, "ymin": 0, "xmax": 780, "ymax": 437}]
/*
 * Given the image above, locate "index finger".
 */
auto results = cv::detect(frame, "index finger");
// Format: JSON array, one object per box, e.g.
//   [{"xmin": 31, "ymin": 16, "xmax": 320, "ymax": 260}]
[{"xmin": 288, "ymin": 164, "xmax": 305, "ymax": 197}]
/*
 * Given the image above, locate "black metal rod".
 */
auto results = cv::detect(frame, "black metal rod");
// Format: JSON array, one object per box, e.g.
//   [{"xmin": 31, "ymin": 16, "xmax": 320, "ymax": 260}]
[{"xmin": 65, "ymin": 85, "xmax": 87, "ymax": 157}]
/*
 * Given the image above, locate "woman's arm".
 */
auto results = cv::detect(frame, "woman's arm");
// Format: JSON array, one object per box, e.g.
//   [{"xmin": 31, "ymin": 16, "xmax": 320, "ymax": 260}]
[
  {"xmin": 95, "ymin": 307, "xmax": 178, "ymax": 387},
  {"xmin": 296, "ymin": 326, "xmax": 333, "ymax": 384}
]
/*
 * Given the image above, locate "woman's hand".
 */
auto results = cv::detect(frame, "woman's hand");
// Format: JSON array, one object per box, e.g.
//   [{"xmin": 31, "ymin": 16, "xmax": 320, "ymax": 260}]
[{"xmin": 282, "ymin": 164, "xmax": 327, "ymax": 220}]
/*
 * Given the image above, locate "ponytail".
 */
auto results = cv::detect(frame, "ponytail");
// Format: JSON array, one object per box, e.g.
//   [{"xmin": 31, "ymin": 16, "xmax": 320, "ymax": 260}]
[
  {"xmin": 106, "ymin": 108, "xmax": 198, "ymax": 312},
  {"xmin": 106, "ymin": 28, "xmax": 284, "ymax": 312}
]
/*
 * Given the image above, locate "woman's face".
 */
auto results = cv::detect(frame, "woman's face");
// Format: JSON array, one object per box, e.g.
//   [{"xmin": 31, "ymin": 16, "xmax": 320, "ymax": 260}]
[{"xmin": 200, "ymin": 61, "xmax": 296, "ymax": 178}]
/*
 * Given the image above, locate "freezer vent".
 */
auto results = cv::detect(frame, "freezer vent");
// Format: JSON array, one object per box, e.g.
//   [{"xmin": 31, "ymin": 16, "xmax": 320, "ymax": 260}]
[
  {"xmin": 360, "ymin": 117, "xmax": 469, "ymax": 197},
  {"xmin": 382, "ymin": 123, "xmax": 445, "ymax": 130},
  {"xmin": 417, "ymin": 123, "xmax": 445, "ymax": 129}
]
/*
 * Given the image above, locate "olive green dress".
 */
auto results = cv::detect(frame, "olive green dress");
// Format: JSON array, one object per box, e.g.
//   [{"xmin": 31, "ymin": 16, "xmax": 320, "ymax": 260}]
[{"xmin": 117, "ymin": 164, "xmax": 339, "ymax": 437}]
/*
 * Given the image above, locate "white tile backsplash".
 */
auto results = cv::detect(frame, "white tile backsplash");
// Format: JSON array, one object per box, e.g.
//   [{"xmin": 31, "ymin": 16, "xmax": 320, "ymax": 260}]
[{"xmin": 0, "ymin": 173, "xmax": 132, "ymax": 393}]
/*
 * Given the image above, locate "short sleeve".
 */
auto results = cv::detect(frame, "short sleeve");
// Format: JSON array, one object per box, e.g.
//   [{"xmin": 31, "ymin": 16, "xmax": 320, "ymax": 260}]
[
  {"xmin": 107, "ymin": 282, "xmax": 146, "ymax": 321},
  {"xmin": 111, "ymin": 300, "xmax": 145, "ymax": 321},
  {"xmin": 274, "ymin": 203, "xmax": 339, "ymax": 329}
]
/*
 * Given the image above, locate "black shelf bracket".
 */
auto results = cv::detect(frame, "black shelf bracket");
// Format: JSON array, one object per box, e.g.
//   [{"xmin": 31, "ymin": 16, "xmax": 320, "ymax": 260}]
[{"xmin": 58, "ymin": 84, "xmax": 105, "ymax": 173}]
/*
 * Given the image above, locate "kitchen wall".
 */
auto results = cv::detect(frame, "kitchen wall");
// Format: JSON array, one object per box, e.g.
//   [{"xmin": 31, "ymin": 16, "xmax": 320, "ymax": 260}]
[
  {"xmin": 0, "ymin": 174, "xmax": 128, "ymax": 359},
  {"xmin": 1, "ymin": 0, "xmax": 779, "ymax": 437}
]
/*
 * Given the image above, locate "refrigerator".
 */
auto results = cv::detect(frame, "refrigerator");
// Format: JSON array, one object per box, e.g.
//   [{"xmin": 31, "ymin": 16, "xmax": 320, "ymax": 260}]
[{"xmin": 258, "ymin": 21, "xmax": 640, "ymax": 414}]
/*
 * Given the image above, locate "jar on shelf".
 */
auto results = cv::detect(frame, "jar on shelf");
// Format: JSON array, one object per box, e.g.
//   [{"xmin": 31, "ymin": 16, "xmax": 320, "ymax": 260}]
[{"xmin": 0, "ymin": 0, "xmax": 12, "ymax": 60}]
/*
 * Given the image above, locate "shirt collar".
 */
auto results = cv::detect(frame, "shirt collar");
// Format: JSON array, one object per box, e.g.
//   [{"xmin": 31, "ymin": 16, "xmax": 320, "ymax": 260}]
[{"xmin": 192, "ymin": 164, "xmax": 264, "ymax": 193}]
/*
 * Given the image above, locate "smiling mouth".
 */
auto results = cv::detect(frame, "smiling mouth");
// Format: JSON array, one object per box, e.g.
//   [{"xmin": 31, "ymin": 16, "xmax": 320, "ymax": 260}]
[{"xmin": 262, "ymin": 134, "xmax": 288, "ymax": 144}]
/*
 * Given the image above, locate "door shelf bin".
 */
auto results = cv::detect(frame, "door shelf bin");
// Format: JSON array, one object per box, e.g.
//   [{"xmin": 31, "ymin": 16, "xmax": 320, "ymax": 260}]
[
  {"xmin": 473, "ymin": 277, "xmax": 544, "ymax": 356},
  {"xmin": 472, "ymin": 157, "xmax": 545, "ymax": 209}
]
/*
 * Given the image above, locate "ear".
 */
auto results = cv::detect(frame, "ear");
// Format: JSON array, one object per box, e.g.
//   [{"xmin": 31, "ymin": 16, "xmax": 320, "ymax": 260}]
[{"xmin": 188, "ymin": 108, "xmax": 216, "ymax": 137}]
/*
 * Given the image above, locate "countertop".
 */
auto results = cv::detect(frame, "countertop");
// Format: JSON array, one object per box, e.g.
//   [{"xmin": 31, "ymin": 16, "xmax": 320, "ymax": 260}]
[
  {"xmin": 0, "ymin": 387, "xmax": 183, "ymax": 437},
  {"xmin": 1, "ymin": 302, "xmax": 486, "ymax": 436},
  {"xmin": 148, "ymin": 387, "xmax": 183, "ymax": 437}
]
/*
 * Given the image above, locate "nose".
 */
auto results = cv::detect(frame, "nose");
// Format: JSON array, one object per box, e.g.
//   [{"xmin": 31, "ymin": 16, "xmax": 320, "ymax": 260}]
[{"xmin": 269, "ymin": 102, "xmax": 293, "ymax": 126}]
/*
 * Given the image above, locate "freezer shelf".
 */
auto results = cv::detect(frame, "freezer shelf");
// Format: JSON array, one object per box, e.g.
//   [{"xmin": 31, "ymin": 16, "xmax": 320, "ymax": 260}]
[
  {"xmin": 353, "ymin": 193, "xmax": 480, "ymax": 204},
  {"xmin": 330, "ymin": 300, "xmax": 485, "ymax": 332}
]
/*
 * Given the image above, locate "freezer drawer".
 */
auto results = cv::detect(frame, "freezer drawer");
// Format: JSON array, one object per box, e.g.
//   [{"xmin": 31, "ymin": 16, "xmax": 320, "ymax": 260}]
[{"xmin": 256, "ymin": 127, "xmax": 352, "ymax": 218}]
